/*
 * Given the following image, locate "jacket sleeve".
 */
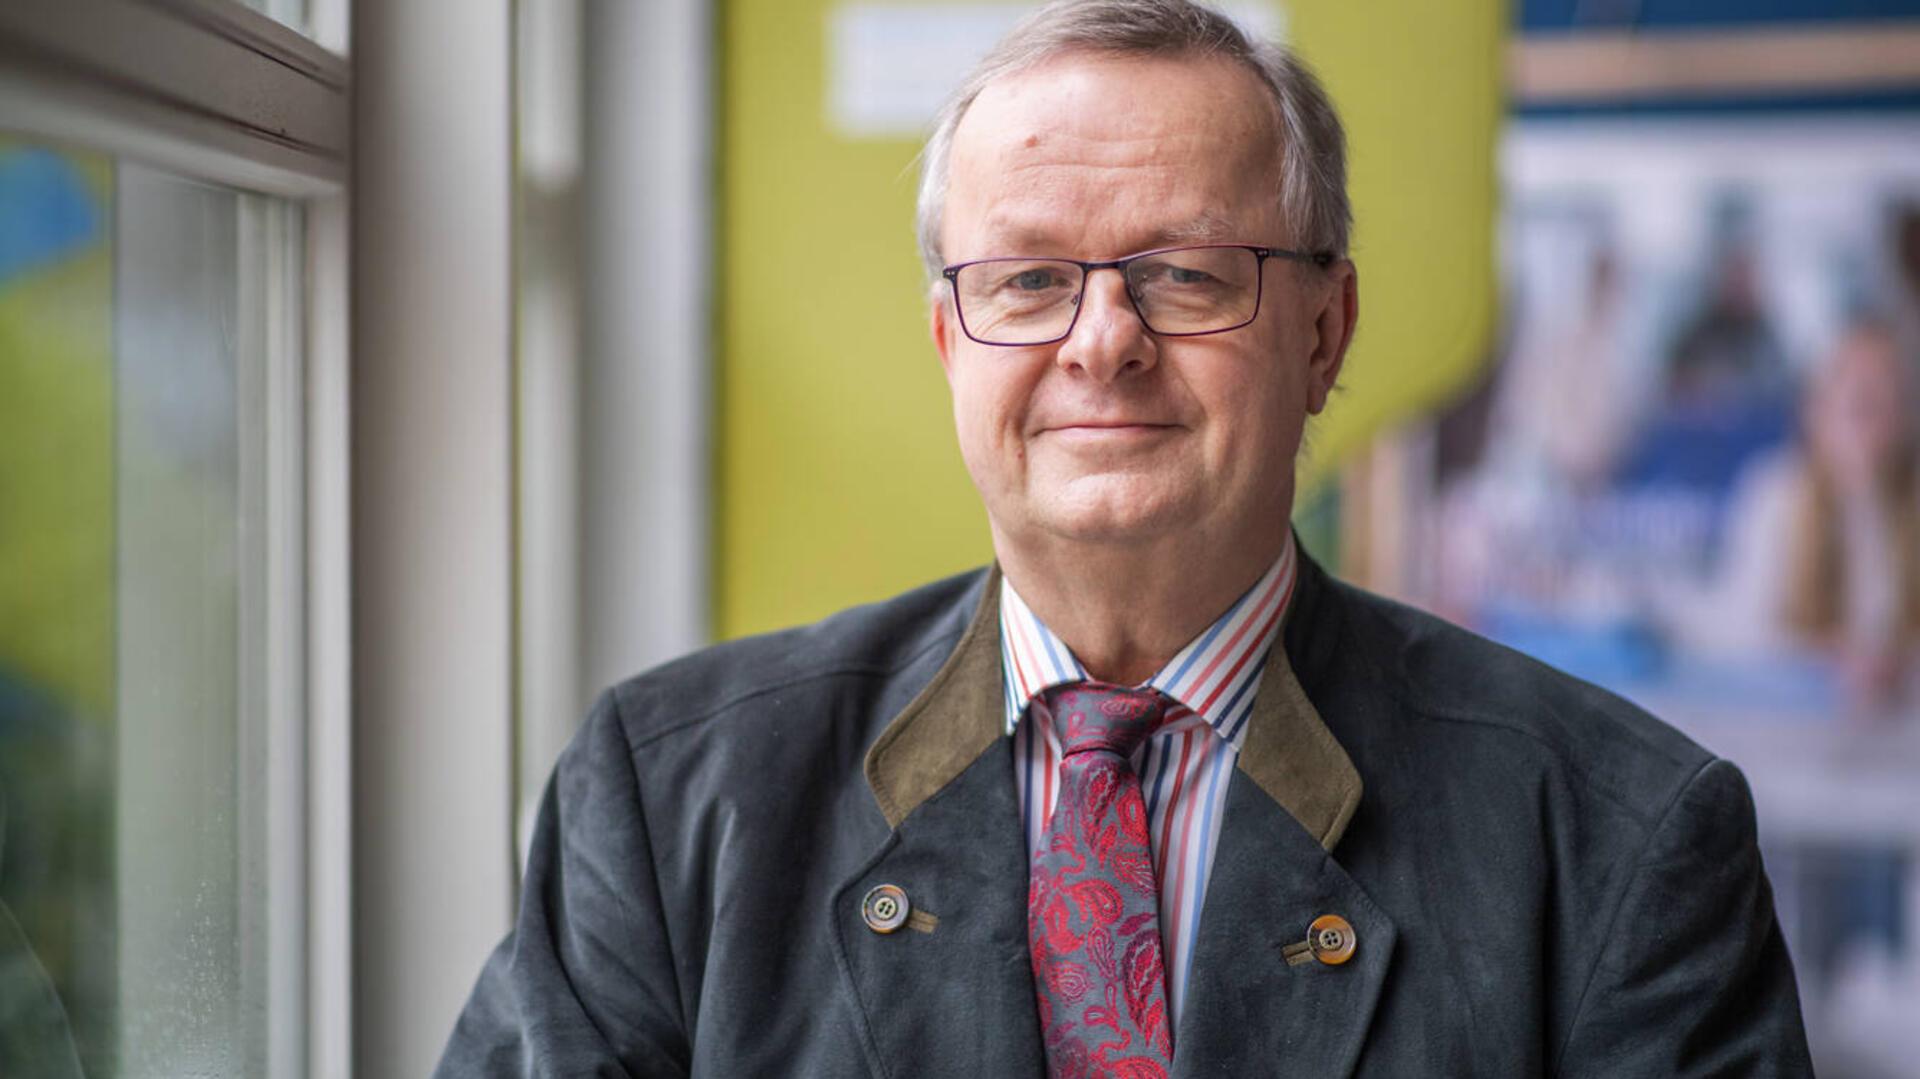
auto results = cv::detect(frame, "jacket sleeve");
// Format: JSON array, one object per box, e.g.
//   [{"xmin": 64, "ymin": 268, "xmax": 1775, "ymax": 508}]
[
  {"xmin": 434, "ymin": 691, "xmax": 691, "ymax": 1078},
  {"xmin": 1555, "ymin": 758, "xmax": 1813, "ymax": 1077}
]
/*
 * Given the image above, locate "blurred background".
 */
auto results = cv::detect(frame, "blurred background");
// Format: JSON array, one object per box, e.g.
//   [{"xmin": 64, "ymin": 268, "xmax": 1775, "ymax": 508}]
[{"xmin": 1, "ymin": 0, "xmax": 1916, "ymax": 1076}]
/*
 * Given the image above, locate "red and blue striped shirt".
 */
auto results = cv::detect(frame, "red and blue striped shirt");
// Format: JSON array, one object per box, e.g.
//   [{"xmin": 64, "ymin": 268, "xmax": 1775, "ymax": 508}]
[{"xmin": 1001, "ymin": 534, "xmax": 1298, "ymax": 1028}]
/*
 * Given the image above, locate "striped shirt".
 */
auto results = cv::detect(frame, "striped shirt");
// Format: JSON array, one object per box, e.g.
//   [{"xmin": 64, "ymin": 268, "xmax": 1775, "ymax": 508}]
[{"xmin": 1001, "ymin": 534, "xmax": 1298, "ymax": 1028}]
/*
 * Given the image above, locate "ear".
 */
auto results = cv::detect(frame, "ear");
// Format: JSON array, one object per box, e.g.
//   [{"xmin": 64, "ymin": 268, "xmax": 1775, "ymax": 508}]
[
  {"xmin": 930, "ymin": 287, "xmax": 960, "ymax": 384},
  {"xmin": 1304, "ymin": 259, "xmax": 1358, "ymax": 415}
]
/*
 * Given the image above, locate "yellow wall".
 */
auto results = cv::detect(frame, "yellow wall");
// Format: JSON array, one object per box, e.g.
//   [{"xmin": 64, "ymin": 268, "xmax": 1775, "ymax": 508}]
[{"xmin": 718, "ymin": 0, "xmax": 1502, "ymax": 639}]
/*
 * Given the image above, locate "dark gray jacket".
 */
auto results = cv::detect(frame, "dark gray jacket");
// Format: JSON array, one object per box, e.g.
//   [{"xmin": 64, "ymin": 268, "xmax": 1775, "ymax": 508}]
[{"xmin": 437, "ymin": 552, "xmax": 1811, "ymax": 1077}]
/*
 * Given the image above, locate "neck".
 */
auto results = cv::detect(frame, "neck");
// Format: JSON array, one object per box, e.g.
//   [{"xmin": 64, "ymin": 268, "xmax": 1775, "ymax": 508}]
[{"xmin": 995, "ymin": 519, "xmax": 1291, "ymax": 685}]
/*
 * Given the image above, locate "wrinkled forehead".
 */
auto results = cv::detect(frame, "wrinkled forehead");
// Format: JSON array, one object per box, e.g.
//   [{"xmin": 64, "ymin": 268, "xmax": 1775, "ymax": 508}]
[{"xmin": 943, "ymin": 51, "xmax": 1285, "ymax": 257}]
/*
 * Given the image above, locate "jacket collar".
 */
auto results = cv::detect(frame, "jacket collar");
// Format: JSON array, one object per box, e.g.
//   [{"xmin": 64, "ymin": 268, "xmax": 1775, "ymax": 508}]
[
  {"xmin": 1242, "ymin": 548, "xmax": 1364, "ymax": 849},
  {"xmin": 863, "ymin": 542, "xmax": 1362, "ymax": 850},
  {"xmin": 861, "ymin": 562, "xmax": 1007, "ymax": 828}
]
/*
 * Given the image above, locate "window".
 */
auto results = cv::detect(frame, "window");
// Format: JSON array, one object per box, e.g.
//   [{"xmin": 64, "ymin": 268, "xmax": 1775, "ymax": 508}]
[
  {"xmin": 0, "ymin": 138, "xmax": 307, "ymax": 1076},
  {"xmin": 0, "ymin": 2, "xmax": 346, "ymax": 1076}
]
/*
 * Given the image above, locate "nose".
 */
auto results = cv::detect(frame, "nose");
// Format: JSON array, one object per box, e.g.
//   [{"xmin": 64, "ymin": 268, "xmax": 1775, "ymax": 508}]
[{"xmin": 1054, "ymin": 267, "xmax": 1158, "ymax": 382}]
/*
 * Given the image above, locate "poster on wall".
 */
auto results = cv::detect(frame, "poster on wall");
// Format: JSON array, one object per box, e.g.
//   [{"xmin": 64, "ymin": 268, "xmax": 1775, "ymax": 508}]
[{"xmin": 1416, "ymin": 115, "xmax": 1920, "ymax": 1077}]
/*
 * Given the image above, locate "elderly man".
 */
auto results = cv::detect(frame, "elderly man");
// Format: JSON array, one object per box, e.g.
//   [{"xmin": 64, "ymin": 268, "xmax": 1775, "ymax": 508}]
[{"xmin": 438, "ymin": 1, "xmax": 1811, "ymax": 1075}]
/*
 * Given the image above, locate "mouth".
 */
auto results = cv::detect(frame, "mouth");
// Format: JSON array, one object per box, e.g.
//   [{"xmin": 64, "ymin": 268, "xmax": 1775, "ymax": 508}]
[{"xmin": 1040, "ymin": 422, "xmax": 1180, "ymax": 442}]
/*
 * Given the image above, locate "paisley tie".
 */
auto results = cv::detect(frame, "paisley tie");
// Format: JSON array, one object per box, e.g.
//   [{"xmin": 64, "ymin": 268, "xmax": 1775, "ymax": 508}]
[{"xmin": 1026, "ymin": 682, "xmax": 1175, "ymax": 1079}]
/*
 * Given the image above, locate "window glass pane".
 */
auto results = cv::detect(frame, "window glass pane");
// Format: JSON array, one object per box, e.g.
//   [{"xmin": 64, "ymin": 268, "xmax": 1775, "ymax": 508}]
[
  {"xmin": 0, "ymin": 137, "xmax": 113, "ymax": 1079},
  {"xmin": 242, "ymin": 0, "xmax": 310, "ymax": 37},
  {"xmin": 0, "ymin": 137, "xmax": 303, "ymax": 1078}
]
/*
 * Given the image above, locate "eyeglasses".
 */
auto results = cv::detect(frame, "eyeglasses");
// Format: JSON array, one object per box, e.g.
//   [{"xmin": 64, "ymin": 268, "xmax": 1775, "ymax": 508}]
[{"xmin": 941, "ymin": 243, "xmax": 1332, "ymax": 347}]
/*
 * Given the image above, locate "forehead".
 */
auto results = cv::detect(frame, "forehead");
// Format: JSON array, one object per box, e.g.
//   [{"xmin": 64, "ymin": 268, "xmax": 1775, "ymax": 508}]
[{"xmin": 944, "ymin": 51, "xmax": 1283, "ymax": 257}]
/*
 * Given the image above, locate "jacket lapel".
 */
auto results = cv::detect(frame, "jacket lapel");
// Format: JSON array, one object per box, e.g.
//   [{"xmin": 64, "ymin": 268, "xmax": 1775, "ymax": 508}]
[
  {"xmin": 1173, "ymin": 551, "xmax": 1396, "ymax": 1077},
  {"xmin": 1172, "ymin": 773, "xmax": 1396, "ymax": 1077},
  {"xmin": 832, "ymin": 568, "xmax": 1046, "ymax": 1078}
]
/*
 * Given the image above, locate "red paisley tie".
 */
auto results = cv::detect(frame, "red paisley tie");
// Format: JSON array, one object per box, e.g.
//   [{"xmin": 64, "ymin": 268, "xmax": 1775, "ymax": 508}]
[{"xmin": 1027, "ymin": 682, "xmax": 1175, "ymax": 1079}]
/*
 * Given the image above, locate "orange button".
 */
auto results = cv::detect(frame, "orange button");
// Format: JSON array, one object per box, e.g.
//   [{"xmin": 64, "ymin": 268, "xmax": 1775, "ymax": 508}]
[{"xmin": 1307, "ymin": 913, "xmax": 1356, "ymax": 965}]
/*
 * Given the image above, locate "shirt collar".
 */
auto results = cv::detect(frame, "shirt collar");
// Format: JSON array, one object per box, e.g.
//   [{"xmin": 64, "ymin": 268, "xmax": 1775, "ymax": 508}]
[{"xmin": 999, "ymin": 533, "xmax": 1298, "ymax": 749}]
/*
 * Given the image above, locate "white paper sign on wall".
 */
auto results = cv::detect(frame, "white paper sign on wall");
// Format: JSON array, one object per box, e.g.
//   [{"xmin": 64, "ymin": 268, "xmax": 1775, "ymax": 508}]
[{"xmin": 827, "ymin": 2, "xmax": 1288, "ymax": 139}]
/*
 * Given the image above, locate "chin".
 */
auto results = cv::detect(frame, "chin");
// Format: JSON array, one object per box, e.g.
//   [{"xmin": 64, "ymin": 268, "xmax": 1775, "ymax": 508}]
[{"xmin": 1027, "ymin": 477, "xmax": 1192, "ymax": 544}]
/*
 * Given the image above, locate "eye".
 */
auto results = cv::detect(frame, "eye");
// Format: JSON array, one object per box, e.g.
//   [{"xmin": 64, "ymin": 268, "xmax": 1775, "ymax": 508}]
[
  {"xmin": 1011, "ymin": 268, "xmax": 1060, "ymax": 291},
  {"xmin": 1168, "ymin": 265, "xmax": 1216, "ymax": 285}
]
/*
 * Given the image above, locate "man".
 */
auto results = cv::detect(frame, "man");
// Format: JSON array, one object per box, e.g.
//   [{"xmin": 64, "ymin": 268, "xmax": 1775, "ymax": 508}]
[{"xmin": 438, "ymin": 1, "xmax": 1812, "ymax": 1075}]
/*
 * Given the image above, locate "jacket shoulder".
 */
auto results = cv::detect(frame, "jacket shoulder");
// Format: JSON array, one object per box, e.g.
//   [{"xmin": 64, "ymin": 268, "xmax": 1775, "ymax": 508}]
[
  {"xmin": 604, "ymin": 567, "xmax": 988, "ymax": 748},
  {"xmin": 1324, "ymin": 577, "xmax": 1714, "ymax": 818}
]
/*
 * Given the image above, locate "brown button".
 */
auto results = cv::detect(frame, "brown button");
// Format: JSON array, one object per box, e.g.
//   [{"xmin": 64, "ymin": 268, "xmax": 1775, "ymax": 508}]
[
  {"xmin": 862, "ymin": 884, "xmax": 911, "ymax": 934},
  {"xmin": 1307, "ymin": 913, "xmax": 1356, "ymax": 965}
]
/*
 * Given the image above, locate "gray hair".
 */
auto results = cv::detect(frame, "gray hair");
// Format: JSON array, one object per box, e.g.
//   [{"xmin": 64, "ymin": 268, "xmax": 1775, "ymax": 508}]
[{"xmin": 914, "ymin": 0, "xmax": 1351, "ymax": 282}]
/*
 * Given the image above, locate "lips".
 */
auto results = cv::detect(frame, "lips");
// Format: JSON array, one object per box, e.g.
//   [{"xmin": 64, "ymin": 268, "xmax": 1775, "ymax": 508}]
[
  {"xmin": 1044, "ymin": 421, "xmax": 1176, "ymax": 432},
  {"xmin": 1038, "ymin": 421, "xmax": 1180, "ymax": 444}
]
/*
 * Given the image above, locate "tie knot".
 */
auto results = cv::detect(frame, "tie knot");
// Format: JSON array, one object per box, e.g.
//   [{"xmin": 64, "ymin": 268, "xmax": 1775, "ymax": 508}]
[{"xmin": 1037, "ymin": 682, "xmax": 1168, "ymax": 759}]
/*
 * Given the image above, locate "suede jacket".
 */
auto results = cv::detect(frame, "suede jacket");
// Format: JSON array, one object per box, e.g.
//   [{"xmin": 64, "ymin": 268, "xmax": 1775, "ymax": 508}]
[{"xmin": 436, "ymin": 551, "xmax": 1812, "ymax": 1077}]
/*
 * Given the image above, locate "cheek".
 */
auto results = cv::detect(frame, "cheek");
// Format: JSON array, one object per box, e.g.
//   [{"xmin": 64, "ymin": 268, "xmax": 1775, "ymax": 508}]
[
  {"xmin": 951, "ymin": 354, "xmax": 1039, "ymax": 459},
  {"xmin": 1204, "ymin": 355, "xmax": 1301, "ymax": 454},
  {"xmin": 953, "ymin": 367, "xmax": 1005, "ymax": 441}
]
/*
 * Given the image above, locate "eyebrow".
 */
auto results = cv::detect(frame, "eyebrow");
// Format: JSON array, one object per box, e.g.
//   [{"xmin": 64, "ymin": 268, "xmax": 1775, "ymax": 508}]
[{"xmin": 1149, "ymin": 212, "xmax": 1237, "ymax": 246}]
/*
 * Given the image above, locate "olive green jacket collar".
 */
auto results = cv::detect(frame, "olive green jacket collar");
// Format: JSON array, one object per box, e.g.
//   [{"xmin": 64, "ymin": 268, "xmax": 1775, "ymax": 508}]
[{"xmin": 864, "ymin": 546, "xmax": 1362, "ymax": 850}]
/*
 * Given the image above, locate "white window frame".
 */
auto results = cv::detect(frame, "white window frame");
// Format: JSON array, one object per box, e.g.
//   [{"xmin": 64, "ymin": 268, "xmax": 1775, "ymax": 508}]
[{"xmin": 0, "ymin": 1, "xmax": 350, "ymax": 1076}]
